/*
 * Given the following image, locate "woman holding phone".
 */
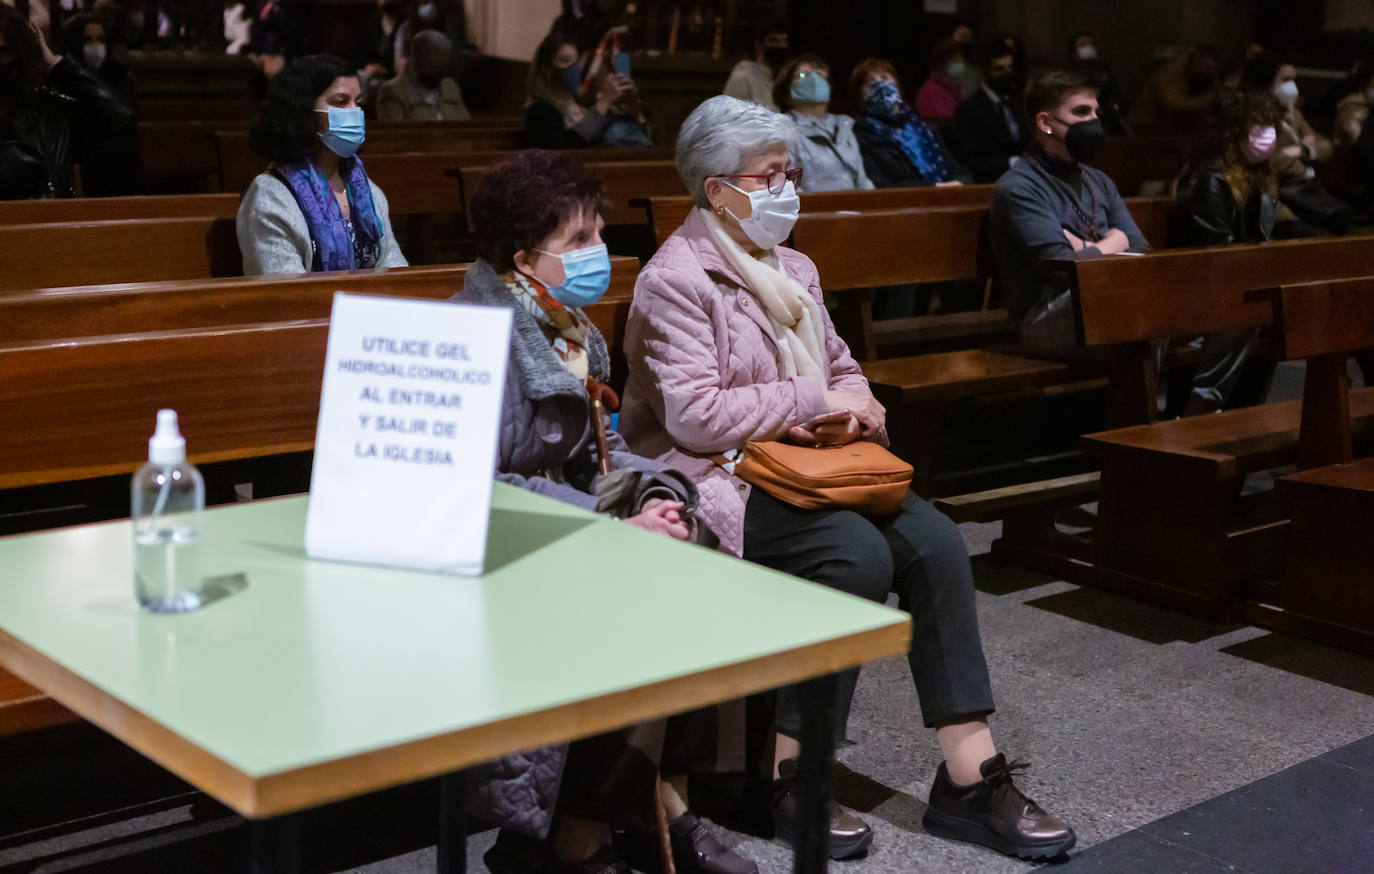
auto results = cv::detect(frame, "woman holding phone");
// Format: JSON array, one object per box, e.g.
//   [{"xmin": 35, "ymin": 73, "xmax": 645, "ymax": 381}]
[
  {"xmin": 524, "ymin": 32, "xmax": 651, "ymax": 149},
  {"xmin": 617, "ymin": 96, "xmax": 1077, "ymax": 864}
]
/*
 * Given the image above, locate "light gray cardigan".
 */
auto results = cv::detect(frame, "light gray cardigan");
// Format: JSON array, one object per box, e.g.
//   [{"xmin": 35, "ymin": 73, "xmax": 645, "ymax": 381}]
[{"xmin": 235, "ymin": 171, "xmax": 409, "ymax": 275}]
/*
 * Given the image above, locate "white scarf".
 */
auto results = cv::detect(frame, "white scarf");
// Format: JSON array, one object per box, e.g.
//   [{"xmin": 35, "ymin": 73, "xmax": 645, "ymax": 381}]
[{"xmin": 698, "ymin": 208, "xmax": 829, "ymax": 380}]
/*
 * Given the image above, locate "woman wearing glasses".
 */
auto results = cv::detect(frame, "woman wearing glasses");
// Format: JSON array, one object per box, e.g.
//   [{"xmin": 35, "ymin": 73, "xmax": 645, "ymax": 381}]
[
  {"xmin": 617, "ymin": 96, "xmax": 1077, "ymax": 864},
  {"xmin": 773, "ymin": 54, "xmax": 874, "ymax": 191}
]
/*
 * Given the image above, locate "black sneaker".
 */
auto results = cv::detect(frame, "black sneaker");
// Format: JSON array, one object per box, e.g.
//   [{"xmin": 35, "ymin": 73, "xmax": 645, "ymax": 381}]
[
  {"xmin": 922, "ymin": 754, "xmax": 1076, "ymax": 860},
  {"xmin": 482, "ymin": 828, "xmax": 546, "ymax": 874},
  {"xmin": 772, "ymin": 760, "xmax": 874, "ymax": 860},
  {"xmin": 669, "ymin": 812, "xmax": 759, "ymax": 874}
]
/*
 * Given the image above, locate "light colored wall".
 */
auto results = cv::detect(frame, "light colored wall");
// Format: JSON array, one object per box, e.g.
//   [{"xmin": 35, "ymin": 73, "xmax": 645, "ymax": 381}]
[
  {"xmin": 978, "ymin": 0, "xmax": 1255, "ymax": 101},
  {"xmin": 466, "ymin": 0, "xmax": 560, "ymax": 62}
]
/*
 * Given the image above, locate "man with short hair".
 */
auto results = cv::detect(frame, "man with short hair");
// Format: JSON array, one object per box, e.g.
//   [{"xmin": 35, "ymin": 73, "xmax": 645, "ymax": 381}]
[
  {"xmin": 990, "ymin": 70, "xmax": 1147, "ymax": 353},
  {"xmin": 723, "ymin": 16, "xmax": 788, "ymax": 111},
  {"xmin": 948, "ymin": 42, "xmax": 1027, "ymax": 183},
  {"xmin": 376, "ymin": 28, "xmax": 470, "ymax": 121}
]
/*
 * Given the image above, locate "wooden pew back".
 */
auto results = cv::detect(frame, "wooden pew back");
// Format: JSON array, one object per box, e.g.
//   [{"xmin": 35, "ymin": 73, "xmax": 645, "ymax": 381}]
[
  {"xmin": 461, "ymin": 159, "xmax": 686, "ymax": 227},
  {"xmin": 1066, "ymin": 236, "xmax": 1374, "ymax": 348},
  {"xmin": 0, "ymin": 257, "xmax": 640, "ymax": 344},
  {"xmin": 643, "ymin": 185, "xmax": 998, "ymax": 247},
  {"xmin": 1251, "ymin": 276, "xmax": 1374, "ymax": 360},
  {"xmin": 791, "ymin": 206, "xmax": 993, "ymax": 290},
  {"xmin": 0, "ymin": 217, "xmax": 240, "ymax": 291},
  {"xmin": 0, "ymin": 194, "xmax": 240, "ymax": 225},
  {"xmin": 1094, "ymin": 136, "xmax": 1192, "ymax": 196}
]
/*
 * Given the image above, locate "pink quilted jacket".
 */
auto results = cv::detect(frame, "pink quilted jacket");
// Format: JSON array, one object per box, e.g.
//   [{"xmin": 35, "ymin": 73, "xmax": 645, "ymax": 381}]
[{"xmin": 618, "ymin": 208, "xmax": 882, "ymax": 557}]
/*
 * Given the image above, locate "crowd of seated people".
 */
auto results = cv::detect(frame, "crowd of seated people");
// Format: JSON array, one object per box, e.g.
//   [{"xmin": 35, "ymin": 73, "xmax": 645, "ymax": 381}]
[{"xmin": 9, "ymin": 9, "xmax": 1374, "ymax": 872}]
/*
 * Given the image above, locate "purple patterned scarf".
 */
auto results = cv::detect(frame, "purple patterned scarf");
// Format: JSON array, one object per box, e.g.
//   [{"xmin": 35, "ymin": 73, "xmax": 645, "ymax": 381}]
[{"xmin": 276, "ymin": 157, "xmax": 382, "ymax": 271}]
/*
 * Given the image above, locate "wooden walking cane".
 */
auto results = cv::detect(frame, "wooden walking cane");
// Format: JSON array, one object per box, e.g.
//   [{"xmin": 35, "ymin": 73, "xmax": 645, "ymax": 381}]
[{"xmin": 587, "ymin": 378, "xmax": 620, "ymax": 477}]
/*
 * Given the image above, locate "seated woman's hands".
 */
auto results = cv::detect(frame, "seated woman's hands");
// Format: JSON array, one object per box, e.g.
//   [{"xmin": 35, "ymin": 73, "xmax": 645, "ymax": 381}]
[
  {"xmin": 624, "ymin": 498, "xmax": 690, "ymax": 540},
  {"xmin": 788, "ymin": 409, "xmax": 861, "ymax": 446},
  {"xmin": 823, "ymin": 389, "xmax": 886, "ymax": 438}
]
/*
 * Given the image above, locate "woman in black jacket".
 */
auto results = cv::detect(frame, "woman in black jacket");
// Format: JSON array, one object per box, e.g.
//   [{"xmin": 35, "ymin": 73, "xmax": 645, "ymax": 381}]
[
  {"xmin": 1171, "ymin": 88, "xmax": 1283, "ymax": 413},
  {"xmin": 1175, "ymin": 87, "xmax": 1283, "ymax": 245},
  {"xmin": 0, "ymin": 7, "xmax": 134, "ymax": 199}
]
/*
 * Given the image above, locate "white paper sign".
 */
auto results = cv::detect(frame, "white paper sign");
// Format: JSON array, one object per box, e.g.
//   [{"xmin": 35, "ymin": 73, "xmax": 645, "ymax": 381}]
[{"xmin": 305, "ymin": 293, "xmax": 512, "ymax": 575}]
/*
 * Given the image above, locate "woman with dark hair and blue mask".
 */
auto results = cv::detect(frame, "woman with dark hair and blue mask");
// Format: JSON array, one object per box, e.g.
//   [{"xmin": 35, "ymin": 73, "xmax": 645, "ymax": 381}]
[
  {"xmin": 850, "ymin": 57, "xmax": 970, "ymax": 188},
  {"xmin": 774, "ymin": 54, "xmax": 873, "ymax": 191},
  {"xmin": 236, "ymin": 54, "xmax": 407, "ymax": 275},
  {"xmin": 524, "ymin": 33, "xmax": 650, "ymax": 149}
]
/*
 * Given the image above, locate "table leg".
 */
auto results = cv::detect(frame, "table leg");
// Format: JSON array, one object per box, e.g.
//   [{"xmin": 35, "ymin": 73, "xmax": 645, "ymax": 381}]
[
  {"xmin": 437, "ymin": 770, "xmax": 468, "ymax": 874},
  {"xmin": 793, "ymin": 673, "xmax": 838, "ymax": 874},
  {"xmin": 248, "ymin": 814, "xmax": 300, "ymax": 874}
]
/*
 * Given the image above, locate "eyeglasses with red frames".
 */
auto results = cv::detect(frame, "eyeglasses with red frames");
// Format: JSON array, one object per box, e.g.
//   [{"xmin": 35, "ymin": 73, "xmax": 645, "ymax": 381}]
[{"xmin": 708, "ymin": 167, "xmax": 804, "ymax": 195}]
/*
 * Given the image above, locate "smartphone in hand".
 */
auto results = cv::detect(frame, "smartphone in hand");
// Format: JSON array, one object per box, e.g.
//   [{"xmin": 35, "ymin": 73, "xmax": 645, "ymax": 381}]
[
  {"xmin": 613, "ymin": 51, "xmax": 631, "ymax": 77},
  {"xmin": 801, "ymin": 409, "xmax": 850, "ymax": 430}
]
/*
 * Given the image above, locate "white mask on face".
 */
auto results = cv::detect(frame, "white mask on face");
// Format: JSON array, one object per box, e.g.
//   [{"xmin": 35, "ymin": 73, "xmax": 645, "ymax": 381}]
[
  {"xmin": 83, "ymin": 42, "xmax": 107, "ymax": 68},
  {"xmin": 720, "ymin": 179, "xmax": 801, "ymax": 250},
  {"xmin": 1075, "ymin": 44, "xmax": 1097, "ymax": 60},
  {"xmin": 1273, "ymin": 79, "xmax": 1299, "ymax": 108}
]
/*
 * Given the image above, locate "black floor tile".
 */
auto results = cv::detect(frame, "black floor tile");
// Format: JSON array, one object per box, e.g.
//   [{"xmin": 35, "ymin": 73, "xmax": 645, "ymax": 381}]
[
  {"xmin": 1054, "ymin": 829, "xmax": 1249, "ymax": 873},
  {"xmin": 1141, "ymin": 757, "xmax": 1374, "ymax": 874},
  {"xmin": 1320, "ymin": 734, "xmax": 1374, "ymax": 775}
]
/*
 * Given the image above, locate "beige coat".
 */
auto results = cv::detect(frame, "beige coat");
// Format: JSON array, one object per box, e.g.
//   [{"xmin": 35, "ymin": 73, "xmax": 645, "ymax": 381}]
[{"xmin": 376, "ymin": 70, "xmax": 470, "ymax": 121}]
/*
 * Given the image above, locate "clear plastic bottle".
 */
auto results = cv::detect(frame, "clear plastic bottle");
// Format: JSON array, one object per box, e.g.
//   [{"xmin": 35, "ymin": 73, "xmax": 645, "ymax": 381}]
[{"xmin": 131, "ymin": 410, "xmax": 205, "ymax": 613}]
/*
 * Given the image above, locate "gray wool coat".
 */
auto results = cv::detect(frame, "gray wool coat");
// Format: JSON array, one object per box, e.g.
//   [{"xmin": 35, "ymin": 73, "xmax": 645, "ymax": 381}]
[{"xmin": 456, "ymin": 259, "xmax": 695, "ymax": 837}]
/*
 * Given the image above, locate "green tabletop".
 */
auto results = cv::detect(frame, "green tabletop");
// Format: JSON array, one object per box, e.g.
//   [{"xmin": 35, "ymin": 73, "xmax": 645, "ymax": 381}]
[{"xmin": 0, "ymin": 483, "xmax": 909, "ymax": 817}]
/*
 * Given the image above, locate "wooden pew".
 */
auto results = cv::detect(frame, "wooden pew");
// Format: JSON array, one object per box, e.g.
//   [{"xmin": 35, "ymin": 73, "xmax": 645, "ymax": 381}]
[
  {"xmin": 0, "ymin": 193, "xmax": 240, "ymax": 225},
  {"xmin": 0, "ymin": 217, "xmax": 241, "ymax": 291},
  {"xmin": 791, "ymin": 196, "xmax": 1173, "ymax": 363},
  {"xmin": 1061, "ymin": 235, "xmax": 1374, "ymax": 428},
  {"xmin": 215, "ymin": 123, "xmax": 551, "ymax": 193},
  {"xmin": 1242, "ymin": 276, "xmax": 1374, "ymax": 653},
  {"xmin": 1048, "ymin": 239, "xmax": 1374, "ymax": 617},
  {"xmin": 641, "ymin": 185, "xmax": 1000, "ymax": 248},
  {"xmin": 0, "ymin": 257, "xmax": 640, "ymax": 349},
  {"xmin": 461, "ymin": 159, "xmax": 686, "ymax": 228}
]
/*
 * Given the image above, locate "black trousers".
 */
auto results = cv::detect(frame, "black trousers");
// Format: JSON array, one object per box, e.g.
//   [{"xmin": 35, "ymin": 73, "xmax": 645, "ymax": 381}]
[{"xmin": 743, "ymin": 490, "xmax": 996, "ymax": 735}]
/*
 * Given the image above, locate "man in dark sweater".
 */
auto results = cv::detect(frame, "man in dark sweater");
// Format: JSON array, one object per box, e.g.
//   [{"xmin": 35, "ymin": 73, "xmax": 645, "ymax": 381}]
[
  {"xmin": 948, "ymin": 42, "xmax": 1027, "ymax": 183},
  {"xmin": 990, "ymin": 70, "xmax": 1148, "ymax": 354}
]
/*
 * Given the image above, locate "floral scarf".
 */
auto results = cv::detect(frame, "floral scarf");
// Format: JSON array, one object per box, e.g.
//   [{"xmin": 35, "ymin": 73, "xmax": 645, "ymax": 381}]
[
  {"xmin": 856, "ymin": 79, "xmax": 954, "ymax": 183},
  {"xmin": 505, "ymin": 270, "xmax": 592, "ymax": 380},
  {"xmin": 276, "ymin": 156, "xmax": 382, "ymax": 271}
]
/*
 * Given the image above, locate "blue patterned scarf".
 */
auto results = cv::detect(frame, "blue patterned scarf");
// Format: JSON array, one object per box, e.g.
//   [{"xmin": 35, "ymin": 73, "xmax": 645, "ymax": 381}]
[
  {"xmin": 856, "ymin": 79, "xmax": 953, "ymax": 184},
  {"xmin": 276, "ymin": 157, "xmax": 382, "ymax": 271}
]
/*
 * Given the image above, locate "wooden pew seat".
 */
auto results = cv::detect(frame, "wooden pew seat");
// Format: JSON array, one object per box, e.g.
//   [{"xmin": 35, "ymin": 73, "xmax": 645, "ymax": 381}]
[
  {"xmin": 863, "ymin": 349, "xmax": 1069, "ymax": 406},
  {"xmin": 0, "ymin": 670, "xmax": 77, "ymax": 735},
  {"xmin": 0, "ymin": 193, "xmax": 240, "ymax": 224}
]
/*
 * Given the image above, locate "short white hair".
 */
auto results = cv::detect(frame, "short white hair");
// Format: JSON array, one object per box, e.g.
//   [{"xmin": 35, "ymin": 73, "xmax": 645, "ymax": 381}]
[{"xmin": 675, "ymin": 96, "xmax": 795, "ymax": 208}]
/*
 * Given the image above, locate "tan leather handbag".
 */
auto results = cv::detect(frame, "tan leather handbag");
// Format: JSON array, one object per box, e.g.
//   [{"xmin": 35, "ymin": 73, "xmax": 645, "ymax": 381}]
[{"xmin": 719, "ymin": 440, "xmax": 913, "ymax": 514}]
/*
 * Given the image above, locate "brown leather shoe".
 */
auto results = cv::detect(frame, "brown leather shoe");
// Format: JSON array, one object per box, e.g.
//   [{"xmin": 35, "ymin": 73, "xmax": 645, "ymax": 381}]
[
  {"xmin": 922, "ymin": 754, "xmax": 1076, "ymax": 860},
  {"xmin": 771, "ymin": 762, "xmax": 874, "ymax": 860},
  {"xmin": 669, "ymin": 812, "xmax": 758, "ymax": 874}
]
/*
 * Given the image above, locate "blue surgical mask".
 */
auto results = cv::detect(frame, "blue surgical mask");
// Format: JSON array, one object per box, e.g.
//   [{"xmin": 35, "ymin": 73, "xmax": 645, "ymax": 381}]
[
  {"xmin": 317, "ymin": 107, "xmax": 366, "ymax": 158},
  {"xmin": 790, "ymin": 71, "xmax": 830, "ymax": 104},
  {"xmin": 417, "ymin": 2, "xmax": 437, "ymax": 20},
  {"xmin": 560, "ymin": 62, "xmax": 583, "ymax": 93},
  {"xmin": 946, "ymin": 61, "xmax": 969, "ymax": 78},
  {"xmin": 862, "ymin": 78, "xmax": 904, "ymax": 118},
  {"xmin": 534, "ymin": 243, "xmax": 611, "ymax": 308}
]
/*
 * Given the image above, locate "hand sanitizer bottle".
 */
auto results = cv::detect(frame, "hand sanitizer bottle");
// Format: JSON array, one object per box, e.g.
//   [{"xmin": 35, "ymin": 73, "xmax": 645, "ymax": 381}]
[{"xmin": 132, "ymin": 410, "xmax": 205, "ymax": 613}]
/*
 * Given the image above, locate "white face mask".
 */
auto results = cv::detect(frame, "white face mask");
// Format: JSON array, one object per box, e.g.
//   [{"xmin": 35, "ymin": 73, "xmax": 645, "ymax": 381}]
[
  {"xmin": 1273, "ymin": 80, "xmax": 1299, "ymax": 108},
  {"xmin": 1075, "ymin": 44, "xmax": 1098, "ymax": 61},
  {"xmin": 720, "ymin": 179, "xmax": 800, "ymax": 250},
  {"xmin": 83, "ymin": 42, "xmax": 107, "ymax": 69}
]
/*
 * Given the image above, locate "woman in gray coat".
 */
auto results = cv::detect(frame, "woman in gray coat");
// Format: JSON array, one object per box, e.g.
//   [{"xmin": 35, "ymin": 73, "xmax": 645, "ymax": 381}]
[
  {"xmin": 236, "ymin": 54, "xmax": 408, "ymax": 275},
  {"xmin": 459, "ymin": 150, "xmax": 755, "ymax": 874}
]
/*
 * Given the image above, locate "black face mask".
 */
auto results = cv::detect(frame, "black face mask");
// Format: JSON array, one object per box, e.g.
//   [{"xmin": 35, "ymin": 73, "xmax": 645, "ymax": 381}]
[
  {"xmin": 762, "ymin": 46, "xmax": 787, "ymax": 68},
  {"xmin": 987, "ymin": 72, "xmax": 1016, "ymax": 96},
  {"xmin": 1187, "ymin": 72, "xmax": 1214, "ymax": 95},
  {"xmin": 1058, "ymin": 117, "xmax": 1106, "ymax": 163}
]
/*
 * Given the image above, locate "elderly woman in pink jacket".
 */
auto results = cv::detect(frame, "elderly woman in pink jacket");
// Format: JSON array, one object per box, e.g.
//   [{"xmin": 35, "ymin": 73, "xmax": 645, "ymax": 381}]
[{"xmin": 618, "ymin": 95, "xmax": 1076, "ymax": 865}]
